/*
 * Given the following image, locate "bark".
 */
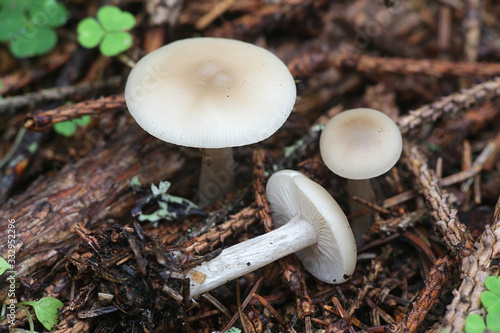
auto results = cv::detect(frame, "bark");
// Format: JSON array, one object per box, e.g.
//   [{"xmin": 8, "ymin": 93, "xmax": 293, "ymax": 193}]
[{"xmin": 0, "ymin": 120, "xmax": 185, "ymax": 301}]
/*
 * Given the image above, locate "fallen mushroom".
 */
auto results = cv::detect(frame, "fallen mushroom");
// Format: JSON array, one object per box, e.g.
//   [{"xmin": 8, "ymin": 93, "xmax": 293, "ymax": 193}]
[
  {"xmin": 124, "ymin": 37, "xmax": 296, "ymax": 205},
  {"xmin": 319, "ymin": 108, "xmax": 403, "ymax": 245},
  {"xmin": 187, "ymin": 170, "xmax": 357, "ymax": 297}
]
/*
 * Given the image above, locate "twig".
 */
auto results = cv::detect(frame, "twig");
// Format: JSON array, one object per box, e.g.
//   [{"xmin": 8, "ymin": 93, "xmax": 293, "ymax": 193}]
[
  {"xmin": 398, "ymin": 77, "xmax": 500, "ymax": 135},
  {"xmin": 252, "ymin": 293, "xmax": 294, "ymax": 332},
  {"xmin": 195, "ymin": 0, "xmax": 239, "ymax": 30},
  {"xmin": 0, "ymin": 76, "xmax": 122, "ymax": 112},
  {"xmin": 334, "ymin": 54, "xmax": 500, "ymax": 77},
  {"xmin": 371, "ymin": 209, "xmax": 428, "ymax": 235},
  {"xmin": 387, "ymin": 256, "xmax": 451, "ymax": 333},
  {"xmin": 24, "ymin": 94, "xmax": 126, "ymax": 131},
  {"xmin": 183, "ymin": 206, "xmax": 258, "ymax": 255},
  {"xmin": 222, "ymin": 277, "xmax": 264, "ymax": 331},
  {"xmin": 0, "ymin": 43, "xmax": 76, "ymax": 95},
  {"xmin": 0, "ymin": 130, "xmax": 44, "ymax": 204},
  {"xmin": 404, "ymin": 142, "xmax": 474, "ymax": 257}
]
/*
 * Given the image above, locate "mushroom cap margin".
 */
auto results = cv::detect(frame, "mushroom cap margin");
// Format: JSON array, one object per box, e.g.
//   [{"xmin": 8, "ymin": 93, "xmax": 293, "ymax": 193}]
[{"xmin": 266, "ymin": 170, "xmax": 357, "ymax": 284}]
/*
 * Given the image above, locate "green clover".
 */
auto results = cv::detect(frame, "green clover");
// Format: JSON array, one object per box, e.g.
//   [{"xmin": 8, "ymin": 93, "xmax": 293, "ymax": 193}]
[
  {"xmin": 465, "ymin": 276, "xmax": 500, "ymax": 333},
  {"xmin": 0, "ymin": 0, "xmax": 67, "ymax": 58},
  {"xmin": 53, "ymin": 115, "xmax": 91, "ymax": 137},
  {"xmin": 77, "ymin": 6, "xmax": 135, "ymax": 57}
]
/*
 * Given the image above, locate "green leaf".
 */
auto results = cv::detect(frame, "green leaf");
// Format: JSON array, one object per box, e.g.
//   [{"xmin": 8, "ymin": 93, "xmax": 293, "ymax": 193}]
[
  {"xmin": 0, "ymin": 6, "xmax": 26, "ymax": 42},
  {"xmin": 465, "ymin": 314, "xmax": 486, "ymax": 333},
  {"xmin": 487, "ymin": 312, "xmax": 500, "ymax": 332},
  {"xmin": 129, "ymin": 176, "xmax": 142, "ymax": 187},
  {"xmin": 8, "ymin": 26, "xmax": 57, "ymax": 58},
  {"xmin": 97, "ymin": 6, "xmax": 135, "ymax": 31},
  {"xmin": 224, "ymin": 328, "xmax": 242, "ymax": 333},
  {"xmin": 481, "ymin": 291, "xmax": 500, "ymax": 314},
  {"xmin": 99, "ymin": 31, "xmax": 132, "ymax": 56},
  {"xmin": 28, "ymin": 0, "xmax": 67, "ymax": 28},
  {"xmin": 53, "ymin": 121, "xmax": 76, "ymax": 137},
  {"xmin": 486, "ymin": 276, "xmax": 500, "ymax": 296},
  {"xmin": 0, "ymin": 257, "xmax": 10, "ymax": 275},
  {"xmin": 77, "ymin": 17, "xmax": 104, "ymax": 48},
  {"xmin": 73, "ymin": 115, "xmax": 91, "ymax": 127},
  {"xmin": 22, "ymin": 297, "xmax": 63, "ymax": 331}
]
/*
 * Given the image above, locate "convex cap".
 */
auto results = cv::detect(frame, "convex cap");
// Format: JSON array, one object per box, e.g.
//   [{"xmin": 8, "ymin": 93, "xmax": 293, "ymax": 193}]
[
  {"xmin": 124, "ymin": 37, "xmax": 297, "ymax": 148},
  {"xmin": 267, "ymin": 170, "xmax": 357, "ymax": 283},
  {"xmin": 319, "ymin": 108, "xmax": 403, "ymax": 180}
]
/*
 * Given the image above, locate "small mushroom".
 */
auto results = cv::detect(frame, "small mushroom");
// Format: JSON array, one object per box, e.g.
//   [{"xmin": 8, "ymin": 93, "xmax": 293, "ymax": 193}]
[
  {"xmin": 319, "ymin": 108, "xmax": 403, "ymax": 245},
  {"xmin": 187, "ymin": 170, "xmax": 356, "ymax": 297},
  {"xmin": 124, "ymin": 37, "xmax": 296, "ymax": 205}
]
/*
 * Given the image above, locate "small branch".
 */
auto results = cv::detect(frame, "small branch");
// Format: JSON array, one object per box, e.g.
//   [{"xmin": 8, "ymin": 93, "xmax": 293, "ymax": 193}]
[
  {"xmin": 404, "ymin": 142, "xmax": 474, "ymax": 257},
  {"xmin": 387, "ymin": 256, "xmax": 451, "ymax": 333},
  {"xmin": 24, "ymin": 94, "xmax": 126, "ymax": 131},
  {"xmin": 398, "ymin": 77, "xmax": 500, "ymax": 135},
  {"xmin": 0, "ymin": 43, "xmax": 77, "ymax": 96},
  {"xmin": 334, "ymin": 54, "xmax": 500, "ymax": 77},
  {"xmin": 183, "ymin": 206, "xmax": 258, "ymax": 255},
  {"xmin": 0, "ymin": 76, "xmax": 122, "ymax": 112}
]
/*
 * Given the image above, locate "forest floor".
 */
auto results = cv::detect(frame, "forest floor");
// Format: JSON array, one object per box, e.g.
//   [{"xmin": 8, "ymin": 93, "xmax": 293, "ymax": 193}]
[{"xmin": 1, "ymin": 0, "xmax": 500, "ymax": 332}]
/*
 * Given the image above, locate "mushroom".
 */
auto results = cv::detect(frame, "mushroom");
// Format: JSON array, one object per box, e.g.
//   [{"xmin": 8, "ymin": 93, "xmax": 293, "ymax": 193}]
[
  {"xmin": 124, "ymin": 37, "xmax": 296, "ymax": 205},
  {"xmin": 187, "ymin": 170, "xmax": 356, "ymax": 297},
  {"xmin": 319, "ymin": 108, "xmax": 403, "ymax": 245}
]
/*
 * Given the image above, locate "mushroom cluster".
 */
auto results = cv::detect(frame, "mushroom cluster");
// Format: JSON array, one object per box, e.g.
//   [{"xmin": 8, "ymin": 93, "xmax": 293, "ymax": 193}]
[{"xmin": 124, "ymin": 38, "xmax": 408, "ymax": 299}]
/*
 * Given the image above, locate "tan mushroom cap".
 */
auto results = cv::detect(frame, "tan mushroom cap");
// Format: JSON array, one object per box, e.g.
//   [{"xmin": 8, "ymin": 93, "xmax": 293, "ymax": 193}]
[
  {"xmin": 319, "ymin": 108, "xmax": 403, "ymax": 180},
  {"xmin": 124, "ymin": 37, "xmax": 297, "ymax": 149},
  {"xmin": 267, "ymin": 170, "xmax": 357, "ymax": 284}
]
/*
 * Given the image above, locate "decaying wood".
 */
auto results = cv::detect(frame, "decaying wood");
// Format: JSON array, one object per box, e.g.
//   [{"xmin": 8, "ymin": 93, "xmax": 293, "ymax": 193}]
[{"xmin": 0, "ymin": 119, "xmax": 185, "ymax": 302}]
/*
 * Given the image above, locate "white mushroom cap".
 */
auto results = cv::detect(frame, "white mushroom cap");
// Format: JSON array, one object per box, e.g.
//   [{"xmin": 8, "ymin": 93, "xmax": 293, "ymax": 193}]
[
  {"xmin": 266, "ymin": 170, "xmax": 357, "ymax": 284},
  {"xmin": 319, "ymin": 108, "xmax": 403, "ymax": 180},
  {"xmin": 124, "ymin": 37, "xmax": 297, "ymax": 148}
]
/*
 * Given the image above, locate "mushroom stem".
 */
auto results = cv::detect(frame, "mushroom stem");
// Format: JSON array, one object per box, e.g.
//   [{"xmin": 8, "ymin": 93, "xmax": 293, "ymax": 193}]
[
  {"xmin": 187, "ymin": 215, "xmax": 317, "ymax": 297},
  {"xmin": 197, "ymin": 147, "xmax": 236, "ymax": 206},
  {"xmin": 347, "ymin": 179, "xmax": 373, "ymax": 246}
]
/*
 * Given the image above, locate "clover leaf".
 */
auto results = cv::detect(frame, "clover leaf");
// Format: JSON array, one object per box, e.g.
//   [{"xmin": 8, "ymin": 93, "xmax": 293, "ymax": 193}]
[
  {"xmin": 53, "ymin": 115, "xmax": 91, "ymax": 137},
  {"xmin": 20, "ymin": 297, "xmax": 63, "ymax": 331},
  {"xmin": 465, "ymin": 275, "xmax": 500, "ymax": 333},
  {"xmin": 77, "ymin": 5, "xmax": 135, "ymax": 57},
  {"xmin": 0, "ymin": 0, "xmax": 67, "ymax": 58},
  {"xmin": 487, "ymin": 312, "xmax": 500, "ymax": 332},
  {"xmin": 482, "ymin": 276, "xmax": 500, "ymax": 314},
  {"xmin": 465, "ymin": 314, "xmax": 486, "ymax": 333}
]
